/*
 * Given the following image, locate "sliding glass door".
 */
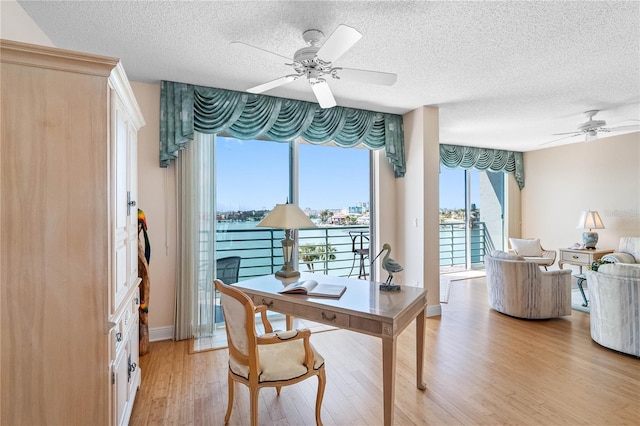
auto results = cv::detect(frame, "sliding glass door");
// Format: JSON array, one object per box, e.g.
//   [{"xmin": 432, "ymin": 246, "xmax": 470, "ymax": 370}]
[{"xmin": 440, "ymin": 167, "xmax": 504, "ymax": 272}]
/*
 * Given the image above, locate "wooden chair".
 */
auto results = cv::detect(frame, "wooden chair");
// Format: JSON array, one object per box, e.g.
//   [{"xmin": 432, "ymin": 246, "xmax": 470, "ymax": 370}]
[{"xmin": 214, "ymin": 279, "xmax": 326, "ymax": 426}]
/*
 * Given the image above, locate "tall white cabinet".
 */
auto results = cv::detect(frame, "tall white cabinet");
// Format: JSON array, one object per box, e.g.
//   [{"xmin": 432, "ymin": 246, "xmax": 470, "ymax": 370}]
[{"xmin": 1, "ymin": 40, "xmax": 145, "ymax": 425}]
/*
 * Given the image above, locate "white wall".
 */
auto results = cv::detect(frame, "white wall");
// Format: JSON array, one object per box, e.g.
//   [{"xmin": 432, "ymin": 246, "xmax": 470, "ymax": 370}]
[
  {"xmin": 130, "ymin": 82, "xmax": 177, "ymax": 336},
  {"xmin": 522, "ymin": 132, "xmax": 640, "ymax": 269},
  {"xmin": 0, "ymin": 0, "xmax": 53, "ymax": 46},
  {"xmin": 395, "ymin": 107, "xmax": 441, "ymax": 315}
]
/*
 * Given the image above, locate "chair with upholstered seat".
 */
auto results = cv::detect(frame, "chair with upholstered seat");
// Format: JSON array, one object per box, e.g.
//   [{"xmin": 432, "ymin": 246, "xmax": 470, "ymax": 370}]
[
  {"xmin": 509, "ymin": 237, "xmax": 556, "ymax": 270},
  {"xmin": 214, "ymin": 279, "xmax": 326, "ymax": 426}
]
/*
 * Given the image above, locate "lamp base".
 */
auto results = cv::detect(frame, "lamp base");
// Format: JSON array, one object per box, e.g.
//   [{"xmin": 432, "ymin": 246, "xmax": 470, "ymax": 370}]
[
  {"xmin": 582, "ymin": 231, "xmax": 599, "ymax": 249},
  {"xmin": 275, "ymin": 268, "xmax": 300, "ymax": 278}
]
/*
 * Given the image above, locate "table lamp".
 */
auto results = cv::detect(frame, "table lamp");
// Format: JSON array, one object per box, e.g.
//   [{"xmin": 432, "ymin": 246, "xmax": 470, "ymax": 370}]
[
  {"xmin": 576, "ymin": 210, "xmax": 605, "ymax": 249},
  {"xmin": 257, "ymin": 202, "xmax": 316, "ymax": 278}
]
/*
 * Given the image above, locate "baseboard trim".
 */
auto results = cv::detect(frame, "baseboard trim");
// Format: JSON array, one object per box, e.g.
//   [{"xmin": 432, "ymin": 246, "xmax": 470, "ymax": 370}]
[
  {"xmin": 426, "ymin": 304, "xmax": 442, "ymax": 317},
  {"xmin": 149, "ymin": 326, "xmax": 174, "ymax": 342}
]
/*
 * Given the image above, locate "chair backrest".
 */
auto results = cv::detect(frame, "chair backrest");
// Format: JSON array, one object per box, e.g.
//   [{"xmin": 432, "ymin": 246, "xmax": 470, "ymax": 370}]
[
  {"xmin": 216, "ymin": 256, "xmax": 241, "ymax": 285},
  {"xmin": 214, "ymin": 279, "xmax": 258, "ymax": 370},
  {"xmin": 619, "ymin": 237, "xmax": 640, "ymax": 262},
  {"xmin": 349, "ymin": 231, "xmax": 369, "ymax": 253}
]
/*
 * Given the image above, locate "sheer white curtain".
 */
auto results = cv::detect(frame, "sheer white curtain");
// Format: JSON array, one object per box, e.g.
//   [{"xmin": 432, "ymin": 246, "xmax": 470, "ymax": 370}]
[{"xmin": 174, "ymin": 133, "xmax": 216, "ymax": 340}]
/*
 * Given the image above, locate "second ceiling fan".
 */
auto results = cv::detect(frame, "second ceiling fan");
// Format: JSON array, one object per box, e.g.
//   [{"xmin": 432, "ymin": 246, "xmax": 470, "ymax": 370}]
[{"xmin": 231, "ymin": 24, "xmax": 397, "ymax": 109}]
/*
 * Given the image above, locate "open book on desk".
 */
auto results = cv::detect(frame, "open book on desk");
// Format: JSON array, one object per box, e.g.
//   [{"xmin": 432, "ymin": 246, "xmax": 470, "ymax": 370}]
[{"xmin": 278, "ymin": 280, "xmax": 346, "ymax": 298}]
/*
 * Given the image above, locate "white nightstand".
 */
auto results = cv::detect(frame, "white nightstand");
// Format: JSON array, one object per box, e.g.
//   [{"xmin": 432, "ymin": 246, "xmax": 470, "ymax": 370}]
[{"xmin": 558, "ymin": 248, "xmax": 614, "ymax": 273}]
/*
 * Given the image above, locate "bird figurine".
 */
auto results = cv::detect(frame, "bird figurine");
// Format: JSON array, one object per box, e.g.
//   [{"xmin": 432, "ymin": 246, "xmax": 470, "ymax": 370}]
[{"xmin": 371, "ymin": 243, "xmax": 403, "ymax": 291}]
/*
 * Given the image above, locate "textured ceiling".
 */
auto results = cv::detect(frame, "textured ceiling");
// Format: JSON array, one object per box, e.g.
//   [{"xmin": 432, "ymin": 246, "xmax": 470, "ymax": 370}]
[{"xmin": 16, "ymin": 0, "xmax": 640, "ymax": 151}]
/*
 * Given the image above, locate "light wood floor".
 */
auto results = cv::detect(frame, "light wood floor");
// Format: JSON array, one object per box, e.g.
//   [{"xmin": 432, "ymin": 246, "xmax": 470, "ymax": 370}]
[{"xmin": 130, "ymin": 278, "xmax": 640, "ymax": 425}]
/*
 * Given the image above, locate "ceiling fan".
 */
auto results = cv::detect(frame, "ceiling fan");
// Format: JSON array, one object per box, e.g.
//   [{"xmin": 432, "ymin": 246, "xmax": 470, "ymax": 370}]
[
  {"xmin": 543, "ymin": 110, "xmax": 640, "ymax": 145},
  {"xmin": 230, "ymin": 24, "xmax": 397, "ymax": 109}
]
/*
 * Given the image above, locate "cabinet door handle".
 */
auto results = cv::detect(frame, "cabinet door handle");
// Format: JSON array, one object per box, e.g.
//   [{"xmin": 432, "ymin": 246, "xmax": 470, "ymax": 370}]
[
  {"xmin": 116, "ymin": 332, "xmax": 122, "ymax": 342},
  {"xmin": 127, "ymin": 191, "xmax": 136, "ymax": 216}
]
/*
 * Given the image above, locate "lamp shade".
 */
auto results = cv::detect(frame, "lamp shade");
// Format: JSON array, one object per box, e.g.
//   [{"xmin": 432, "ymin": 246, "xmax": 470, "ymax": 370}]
[
  {"xmin": 576, "ymin": 210, "xmax": 605, "ymax": 230},
  {"xmin": 257, "ymin": 203, "xmax": 316, "ymax": 229}
]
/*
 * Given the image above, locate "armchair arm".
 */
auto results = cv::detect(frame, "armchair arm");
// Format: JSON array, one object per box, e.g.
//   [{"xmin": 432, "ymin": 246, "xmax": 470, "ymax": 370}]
[
  {"xmin": 541, "ymin": 249, "xmax": 557, "ymax": 262},
  {"xmin": 254, "ymin": 304, "xmax": 273, "ymax": 334},
  {"xmin": 541, "ymin": 269, "xmax": 572, "ymax": 277},
  {"xmin": 601, "ymin": 253, "xmax": 637, "ymax": 264},
  {"xmin": 257, "ymin": 328, "xmax": 311, "ymax": 344}
]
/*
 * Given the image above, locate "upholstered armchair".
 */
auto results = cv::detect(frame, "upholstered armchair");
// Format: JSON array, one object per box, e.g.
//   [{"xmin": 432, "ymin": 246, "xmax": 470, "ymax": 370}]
[
  {"xmin": 485, "ymin": 250, "xmax": 572, "ymax": 319},
  {"xmin": 508, "ymin": 238, "xmax": 556, "ymax": 270},
  {"xmin": 587, "ymin": 263, "xmax": 640, "ymax": 357},
  {"xmin": 214, "ymin": 279, "xmax": 326, "ymax": 426},
  {"xmin": 601, "ymin": 236, "xmax": 640, "ymax": 265}
]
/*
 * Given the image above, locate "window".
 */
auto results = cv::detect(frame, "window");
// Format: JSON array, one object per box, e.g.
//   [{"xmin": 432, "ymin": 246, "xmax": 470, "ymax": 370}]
[{"xmin": 195, "ymin": 135, "xmax": 373, "ymax": 342}]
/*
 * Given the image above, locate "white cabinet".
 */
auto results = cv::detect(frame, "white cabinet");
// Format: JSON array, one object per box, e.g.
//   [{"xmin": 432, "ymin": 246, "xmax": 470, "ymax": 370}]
[
  {"xmin": 1, "ymin": 39, "xmax": 145, "ymax": 425},
  {"xmin": 112, "ymin": 289, "xmax": 141, "ymax": 426}
]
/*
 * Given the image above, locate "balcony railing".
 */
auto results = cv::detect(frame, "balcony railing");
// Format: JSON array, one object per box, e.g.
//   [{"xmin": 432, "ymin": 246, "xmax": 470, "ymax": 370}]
[
  {"xmin": 213, "ymin": 225, "xmax": 370, "ymax": 281},
  {"xmin": 439, "ymin": 221, "xmax": 489, "ymax": 269},
  {"xmin": 208, "ymin": 221, "xmax": 489, "ymax": 282}
]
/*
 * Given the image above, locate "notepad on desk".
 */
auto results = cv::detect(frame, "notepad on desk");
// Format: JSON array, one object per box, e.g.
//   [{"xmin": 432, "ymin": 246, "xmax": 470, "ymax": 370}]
[{"xmin": 278, "ymin": 280, "xmax": 346, "ymax": 298}]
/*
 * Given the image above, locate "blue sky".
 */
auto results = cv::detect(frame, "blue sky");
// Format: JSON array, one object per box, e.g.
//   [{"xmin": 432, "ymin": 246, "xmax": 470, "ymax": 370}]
[{"xmin": 215, "ymin": 136, "xmax": 472, "ymax": 211}]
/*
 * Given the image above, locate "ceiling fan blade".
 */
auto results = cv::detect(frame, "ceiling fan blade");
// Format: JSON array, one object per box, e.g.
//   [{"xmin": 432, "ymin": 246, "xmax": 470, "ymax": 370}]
[
  {"xmin": 552, "ymin": 131, "xmax": 583, "ymax": 136},
  {"xmin": 247, "ymin": 74, "xmax": 300, "ymax": 94},
  {"xmin": 316, "ymin": 24, "xmax": 362, "ymax": 63},
  {"xmin": 230, "ymin": 41, "xmax": 291, "ymax": 64},
  {"xmin": 540, "ymin": 133, "xmax": 581, "ymax": 146},
  {"xmin": 605, "ymin": 124, "xmax": 640, "ymax": 132},
  {"xmin": 334, "ymin": 67, "xmax": 397, "ymax": 86},
  {"xmin": 311, "ymin": 80, "xmax": 336, "ymax": 109}
]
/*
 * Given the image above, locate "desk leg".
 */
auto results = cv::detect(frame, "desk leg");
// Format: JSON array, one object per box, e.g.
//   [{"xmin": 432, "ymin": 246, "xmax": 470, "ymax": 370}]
[
  {"xmin": 382, "ymin": 336, "xmax": 396, "ymax": 426},
  {"xmin": 416, "ymin": 308, "xmax": 427, "ymax": 390}
]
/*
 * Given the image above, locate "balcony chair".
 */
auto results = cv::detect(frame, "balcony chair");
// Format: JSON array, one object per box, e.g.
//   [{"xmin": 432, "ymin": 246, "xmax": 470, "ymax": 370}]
[
  {"xmin": 214, "ymin": 279, "xmax": 326, "ymax": 426},
  {"xmin": 508, "ymin": 237, "xmax": 556, "ymax": 270},
  {"xmin": 214, "ymin": 256, "xmax": 241, "ymax": 324},
  {"xmin": 348, "ymin": 230, "xmax": 369, "ymax": 279}
]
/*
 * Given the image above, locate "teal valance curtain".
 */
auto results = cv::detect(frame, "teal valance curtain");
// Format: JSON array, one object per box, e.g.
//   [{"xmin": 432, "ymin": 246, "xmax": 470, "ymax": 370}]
[
  {"xmin": 160, "ymin": 81, "xmax": 406, "ymax": 177},
  {"xmin": 440, "ymin": 144, "xmax": 525, "ymax": 189}
]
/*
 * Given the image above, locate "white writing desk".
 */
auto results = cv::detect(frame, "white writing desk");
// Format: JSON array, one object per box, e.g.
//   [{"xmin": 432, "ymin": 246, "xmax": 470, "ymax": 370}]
[{"xmin": 234, "ymin": 272, "xmax": 428, "ymax": 426}]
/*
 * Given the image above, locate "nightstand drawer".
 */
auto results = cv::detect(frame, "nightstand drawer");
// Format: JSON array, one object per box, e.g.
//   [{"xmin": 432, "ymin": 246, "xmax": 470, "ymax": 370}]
[{"xmin": 561, "ymin": 251, "xmax": 590, "ymax": 264}]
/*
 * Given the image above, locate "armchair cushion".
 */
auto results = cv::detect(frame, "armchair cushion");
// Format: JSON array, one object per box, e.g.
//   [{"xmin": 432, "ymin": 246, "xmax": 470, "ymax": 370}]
[
  {"xmin": 230, "ymin": 335, "xmax": 325, "ymax": 382},
  {"xmin": 509, "ymin": 238, "xmax": 543, "ymax": 257}
]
